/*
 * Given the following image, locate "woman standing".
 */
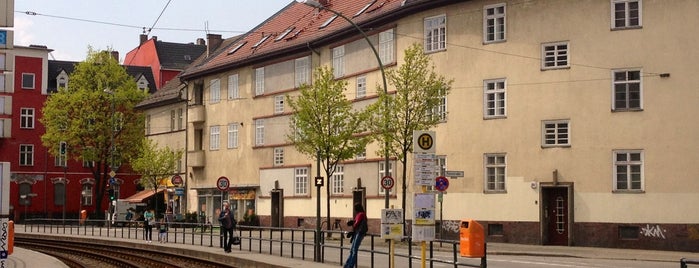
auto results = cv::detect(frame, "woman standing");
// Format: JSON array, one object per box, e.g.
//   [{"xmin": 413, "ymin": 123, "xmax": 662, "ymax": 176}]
[
  {"xmin": 344, "ymin": 203, "xmax": 367, "ymax": 268},
  {"xmin": 143, "ymin": 208, "xmax": 154, "ymax": 243}
]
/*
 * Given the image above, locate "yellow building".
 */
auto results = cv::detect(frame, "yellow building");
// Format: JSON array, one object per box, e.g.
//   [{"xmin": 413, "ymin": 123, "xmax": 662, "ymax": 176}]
[{"xmin": 179, "ymin": 0, "xmax": 699, "ymax": 251}]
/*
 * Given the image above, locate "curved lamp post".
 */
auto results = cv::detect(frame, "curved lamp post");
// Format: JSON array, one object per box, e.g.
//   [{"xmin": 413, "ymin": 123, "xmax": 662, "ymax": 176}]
[{"xmin": 300, "ymin": 0, "xmax": 391, "ymax": 262}]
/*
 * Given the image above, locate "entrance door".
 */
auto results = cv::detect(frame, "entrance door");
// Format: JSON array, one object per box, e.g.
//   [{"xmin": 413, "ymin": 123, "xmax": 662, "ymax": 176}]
[
  {"xmin": 271, "ymin": 190, "xmax": 283, "ymax": 227},
  {"xmin": 542, "ymin": 186, "xmax": 569, "ymax": 245}
]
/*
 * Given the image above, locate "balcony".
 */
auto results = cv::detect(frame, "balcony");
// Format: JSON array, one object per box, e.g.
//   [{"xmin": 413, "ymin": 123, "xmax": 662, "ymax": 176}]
[
  {"xmin": 187, "ymin": 150, "xmax": 205, "ymax": 168},
  {"xmin": 188, "ymin": 105, "xmax": 205, "ymax": 123}
]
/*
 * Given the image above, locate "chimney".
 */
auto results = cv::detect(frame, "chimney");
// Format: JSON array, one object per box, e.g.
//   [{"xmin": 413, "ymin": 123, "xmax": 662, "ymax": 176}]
[
  {"xmin": 140, "ymin": 34, "xmax": 148, "ymax": 45},
  {"xmin": 319, "ymin": 0, "xmax": 329, "ymax": 6},
  {"xmin": 196, "ymin": 38, "xmax": 205, "ymax": 46},
  {"xmin": 206, "ymin": 34, "xmax": 223, "ymax": 57},
  {"xmin": 110, "ymin": 51, "xmax": 119, "ymax": 62}
]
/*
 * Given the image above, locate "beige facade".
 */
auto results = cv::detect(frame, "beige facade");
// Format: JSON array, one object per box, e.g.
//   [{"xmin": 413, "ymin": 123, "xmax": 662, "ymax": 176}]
[{"xmin": 180, "ymin": 0, "xmax": 699, "ymax": 250}]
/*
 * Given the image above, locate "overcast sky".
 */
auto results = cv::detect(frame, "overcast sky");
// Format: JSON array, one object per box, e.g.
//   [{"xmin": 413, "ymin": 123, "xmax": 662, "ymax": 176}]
[{"xmin": 11, "ymin": 0, "xmax": 291, "ymax": 62}]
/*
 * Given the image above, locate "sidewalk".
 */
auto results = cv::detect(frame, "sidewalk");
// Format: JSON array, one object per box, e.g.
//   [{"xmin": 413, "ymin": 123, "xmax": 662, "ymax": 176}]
[{"xmin": 485, "ymin": 242, "xmax": 699, "ymax": 263}]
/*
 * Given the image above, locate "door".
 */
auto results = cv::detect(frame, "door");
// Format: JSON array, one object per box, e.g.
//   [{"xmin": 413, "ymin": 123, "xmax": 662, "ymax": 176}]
[
  {"xmin": 271, "ymin": 190, "xmax": 283, "ymax": 227},
  {"xmin": 542, "ymin": 186, "xmax": 569, "ymax": 245}
]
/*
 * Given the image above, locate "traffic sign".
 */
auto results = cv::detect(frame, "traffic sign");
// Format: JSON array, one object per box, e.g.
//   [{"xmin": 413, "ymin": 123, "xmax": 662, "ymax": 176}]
[
  {"xmin": 314, "ymin": 176, "xmax": 324, "ymax": 187},
  {"xmin": 216, "ymin": 176, "xmax": 230, "ymax": 191},
  {"xmin": 413, "ymin": 131, "xmax": 436, "ymax": 153},
  {"xmin": 435, "ymin": 176, "xmax": 449, "ymax": 192},
  {"xmin": 444, "ymin": 170, "xmax": 464, "ymax": 178},
  {"xmin": 171, "ymin": 175, "xmax": 183, "ymax": 186},
  {"xmin": 381, "ymin": 175, "xmax": 395, "ymax": 190}
]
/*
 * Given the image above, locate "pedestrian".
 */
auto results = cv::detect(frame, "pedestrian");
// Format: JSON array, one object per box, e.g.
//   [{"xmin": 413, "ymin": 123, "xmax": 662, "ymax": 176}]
[
  {"xmin": 158, "ymin": 218, "xmax": 167, "ymax": 243},
  {"xmin": 218, "ymin": 201, "xmax": 236, "ymax": 253},
  {"xmin": 344, "ymin": 203, "xmax": 368, "ymax": 268},
  {"xmin": 143, "ymin": 208, "xmax": 154, "ymax": 243}
]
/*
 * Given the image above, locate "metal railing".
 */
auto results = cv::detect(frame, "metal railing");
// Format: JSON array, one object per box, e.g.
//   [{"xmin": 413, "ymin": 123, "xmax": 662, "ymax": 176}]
[
  {"xmin": 21, "ymin": 218, "xmax": 487, "ymax": 268},
  {"xmin": 682, "ymin": 258, "xmax": 699, "ymax": 268}
]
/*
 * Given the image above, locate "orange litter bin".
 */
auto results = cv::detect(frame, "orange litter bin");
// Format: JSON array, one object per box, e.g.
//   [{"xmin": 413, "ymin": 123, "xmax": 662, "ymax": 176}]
[{"xmin": 459, "ymin": 219, "xmax": 485, "ymax": 258}]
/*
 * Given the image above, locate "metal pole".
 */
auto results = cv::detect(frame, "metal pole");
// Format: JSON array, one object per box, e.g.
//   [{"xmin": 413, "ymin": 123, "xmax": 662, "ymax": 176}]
[
  {"xmin": 315, "ymin": 150, "xmax": 322, "ymax": 262},
  {"xmin": 62, "ymin": 165, "xmax": 67, "ymax": 224}
]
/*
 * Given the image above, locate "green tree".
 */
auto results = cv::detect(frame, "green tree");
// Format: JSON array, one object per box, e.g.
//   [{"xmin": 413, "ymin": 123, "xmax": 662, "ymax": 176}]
[
  {"xmin": 372, "ymin": 43, "xmax": 452, "ymax": 231},
  {"xmin": 40, "ymin": 48, "xmax": 148, "ymax": 217},
  {"xmin": 129, "ymin": 138, "xmax": 183, "ymax": 216},
  {"xmin": 286, "ymin": 66, "xmax": 375, "ymax": 231}
]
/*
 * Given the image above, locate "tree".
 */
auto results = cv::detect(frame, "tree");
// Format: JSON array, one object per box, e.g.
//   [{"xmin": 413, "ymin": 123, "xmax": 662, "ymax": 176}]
[
  {"xmin": 286, "ymin": 66, "xmax": 375, "ymax": 231},
  {"xmin": 129, "ymin": 138, "xmax": 183, "ymax": 216},
  {"xmin": 372, "ymin": 43, "xmax": 453, "ymax": 232},
  {"xmin": 41, "ymin": 48, "xmax": 148, "ymax": 218}
]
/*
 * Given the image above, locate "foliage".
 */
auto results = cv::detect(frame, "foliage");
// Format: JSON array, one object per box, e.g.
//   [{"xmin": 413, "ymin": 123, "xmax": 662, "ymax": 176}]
[
  {"xmin": 286, "ymin": 66, "xmax": 376, "ymax": 230},
  {"xmin": 40, "ymin": 48, "xmax": 148, "ymax": 215},
  {"xmin": 129, "ymin": 138, "xmax": 184, "ymax": 191}
]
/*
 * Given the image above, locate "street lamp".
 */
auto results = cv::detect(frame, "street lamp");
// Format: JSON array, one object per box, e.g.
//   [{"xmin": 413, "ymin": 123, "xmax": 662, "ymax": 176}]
[
  {"xmin": 104, "ymin": 88, "xmax": 120, "ymax": 226},
  {"xmin": 300, "ymin": 0, "xmax": 391, "ymax": 262}
]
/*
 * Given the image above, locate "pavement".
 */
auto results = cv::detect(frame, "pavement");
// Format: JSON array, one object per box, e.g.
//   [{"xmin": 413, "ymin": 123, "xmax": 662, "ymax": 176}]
[{"xmin": 9, "ymin": 225, "xmax": 699, "ymax": 267}]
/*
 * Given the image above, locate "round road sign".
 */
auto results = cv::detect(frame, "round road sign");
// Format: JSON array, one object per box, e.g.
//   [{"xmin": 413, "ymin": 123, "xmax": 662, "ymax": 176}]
[
  {"xmin": 171, "ymin": 175, "xmax": 183, "ymax": 186},
  {"xmin": 435, "ymin": 176, "xmax": 449, "ymax": 192},
  {"xmin": 381, "ymin": 176, "xmax": 395, "ymax": 190},
  {"xmin": 217, "ymin": 176, "xmax": 230, "ymax": 191}
]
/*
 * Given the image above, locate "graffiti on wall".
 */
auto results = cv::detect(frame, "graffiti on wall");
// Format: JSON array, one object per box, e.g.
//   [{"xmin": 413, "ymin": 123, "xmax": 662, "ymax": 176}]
[
  {"xmin": 442, "ymin": 220, "xmax": 460, "ymax": 233},
  {"xmin": 640, "ymin": 224, "xmax": 667, "ymax": 239}
]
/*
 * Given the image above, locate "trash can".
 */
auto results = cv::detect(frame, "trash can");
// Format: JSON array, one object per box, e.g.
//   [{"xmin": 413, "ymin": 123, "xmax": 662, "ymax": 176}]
[{"xmin": 459, "ymin": 219, "xmax": 485, "ymax": 258}]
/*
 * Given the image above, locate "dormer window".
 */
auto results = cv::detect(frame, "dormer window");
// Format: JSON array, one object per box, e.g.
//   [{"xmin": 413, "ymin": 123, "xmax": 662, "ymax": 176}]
[
  {"xmin": 252, "ymin": 35, "xmax": 271, "ymax": 49},
  {"xmin": 137, "ymin": 76, "xmax": 149, "ymax": 91},
  {"xmin": 184, "ymin": 55, "xmax": 191, "ymax": 61},
  {"xmin": 228, "ymin": 41, "xmax": 247, "ymax": 55},
  {"xmin": 319, "ymin": 15, "xmax": 338, "ymax": 29},
  {"xmin": 354, "ymin": 0, "xmax": 376, "ymax": 17},
  {"xmin": 275, "ymin": 27, "xmax": 295, "ymax": 42}
]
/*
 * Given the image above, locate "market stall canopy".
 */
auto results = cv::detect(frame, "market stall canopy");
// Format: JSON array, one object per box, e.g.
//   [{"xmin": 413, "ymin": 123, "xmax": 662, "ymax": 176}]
[{"xmin": 123, "ymin": 189, "xmax": 165, "ymax": 203}]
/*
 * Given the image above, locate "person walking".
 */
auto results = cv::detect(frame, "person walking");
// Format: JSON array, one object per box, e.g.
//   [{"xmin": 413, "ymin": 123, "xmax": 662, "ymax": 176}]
[
  {"xmin": 218, "ymin": 201, "xmax": 236, "ymax": 253},
  {"xmin": 143, "ymin": 208, "xmax": 154, "ymax": 243},
  {"xmin": 157, "ymin": 218, "xmax": 167, "ymax": 243},
  {"xmin": 344, "ymin": 203, "xmax": 368, "ymax": 268}
]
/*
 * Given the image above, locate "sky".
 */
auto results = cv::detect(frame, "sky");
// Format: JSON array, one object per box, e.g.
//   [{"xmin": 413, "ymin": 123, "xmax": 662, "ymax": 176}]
[{"xmin": 11, "ymin": 0, "xmax": 292, "ymax": 62}]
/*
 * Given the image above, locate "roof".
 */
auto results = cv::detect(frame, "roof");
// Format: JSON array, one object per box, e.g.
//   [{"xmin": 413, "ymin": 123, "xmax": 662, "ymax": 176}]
[
  {"xmin": 47, "ymin": 60, "xmax": 158, "ymax": 94},
  {"xmin": 154, "ymin": 41, "xmax": 206, "ymax": 70},
  {"xmin": 180, "ymin": 0, "xmax": 456, "ymax": 79},
  {"xmin": 123, "ymin": 65, "xmax": 158, "ymax": 94},
  {"xmin": 134, "ymin": 78, "xmax": 185, "ymax": 109}
]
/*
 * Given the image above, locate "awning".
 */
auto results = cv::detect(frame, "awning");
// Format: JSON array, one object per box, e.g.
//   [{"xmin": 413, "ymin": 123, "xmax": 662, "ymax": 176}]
[{"xmin": 122, "ymin": 189, "xmax": 165, "ymax": 203}]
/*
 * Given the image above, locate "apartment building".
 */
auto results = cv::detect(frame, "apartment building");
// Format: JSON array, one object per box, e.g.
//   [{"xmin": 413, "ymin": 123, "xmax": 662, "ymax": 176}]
[{"xmin": 178, "ymin": 0, "xmax": 699, "ymax": 251}]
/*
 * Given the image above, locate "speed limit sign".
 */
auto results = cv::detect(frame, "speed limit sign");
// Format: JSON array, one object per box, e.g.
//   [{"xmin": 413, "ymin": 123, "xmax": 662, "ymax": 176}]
[
  {"xmin": 217, "ymin": 176, "xmax": 230, "ymax": 191},
  {"xmin": 381, "ymin": 176, "xmax": 395, "ymax": 190}
]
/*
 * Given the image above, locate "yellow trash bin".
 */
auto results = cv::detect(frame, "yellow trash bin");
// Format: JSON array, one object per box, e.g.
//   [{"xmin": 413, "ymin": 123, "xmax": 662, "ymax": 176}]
[{"xmin": 459, "ymin": 219, "xmax": 485, "ymax": 258}]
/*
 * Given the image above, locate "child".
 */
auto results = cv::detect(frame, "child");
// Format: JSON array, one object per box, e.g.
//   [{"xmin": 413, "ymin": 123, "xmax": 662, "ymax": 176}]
[{"xmin": 158, "ymin": 218, "xmax": 167, "ymax": 243}]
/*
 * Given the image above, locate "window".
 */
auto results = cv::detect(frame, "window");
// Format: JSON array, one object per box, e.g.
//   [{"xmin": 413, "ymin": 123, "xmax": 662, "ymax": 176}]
[
  {"xmin": 378, "ymin": 161, "xmax": 393, "ymax": 195},
  {"xmin": 612, "ymin": 0, "xmax": 641, "ymax": 29},
  {"xmin": 209, "ymin": 126, "xmax": 220, "ymax": 150},
  {"xmin": 333, "ymin": 46, "xmax": 345, "ymax": 78},
  {"xmin": 145, "ymin": 114, "xmax": 151, "ymax": 135},
  {"xmin": 0, "ymin": 53, "xmax": 4, "ymax": 70},
  {"xmin": 424, "ymin": 15, "xmax": 447, "ymax": 52},
  {"xmin": 431, "ymin": 155, "xmax": 447, "ymax": 192},
  {"xmin": 255, "ymin": 119, "xmax": 265, "ymax": 146},
  {"xmin": 22, "ymin": 73, "xmax": 35, "ymax": 89},
  {"xmin": 483, "ymin": 3, "xmax": 506, "ymax": 43},
  {"xmin": 613, "ymin": 150, "xmax": 643, "ymax": 191},
  {"xmin": 193, "ymin": 82, "xmax": 204, "ymax": 105},
  {"xmin": 170, "ymin": 110, "xmax": 176, "ymax": 131},
  {"xmin": 252, "ymin": 35, "xmax": 271, "ymax": 49},
  {"xmin": 331, "ymin": 165, "xmax": 344, "ymax": 195},
  {"xmin": 55, "ymin": 154, "xmax": 67, "ymax": 167},
  {"xmin": 82, "ymin": 184, "xmax": 93, "ymax": 206},
  {"xmin": 0, "ymin": 74, "xmax": 5, "ymax": 92},
  {"xmin": 295, "ymin": 57, "xmax": 309, "ymax": 87},
  {"xmin": 428, "ymin": 88, "xmax": 447, "ymax": 122},
  {"xmin": 255, "ymin": 67, "xmax": 265, "ymax": 96},
  {"xmin": 274, "ymin": 147, "xmax": 284, "ymax": 166},
  {"xmin": 20, "ymin": 108, "xmax": 34, "ymax": 129},
  {"xmin": 613, "ymin": 69, "xmax": 642, "ymax": 111},
  {"xmin": 294, "ymin": 167, "xmax": 309, "ymax": 195},
  {"xmin": 541, "ymin": 42, "xmax": 569, "ymax": 69},
  {"xmin": 210, "ymin": 79, "xmax": 221, "ymax": 103},
  {"xmin": 276, "ymin": 27, "xmax": 295, "ymax": 42},
  {"xmin": 0, "ymin": 96, "xmax": 4, "ymax": 114},
  {"xmin": 356, "ymin": 76, "xmax": 367, "ymax": 99},
  {"xmin": 356, "ymin": 148, "xmax": 366, "ymax": 160},
  {"xmin": 20, "ymin": 144, "xmax": 34, "ymax": 166},
  {"xmin": 484, "ymin": 154, "xmax": 506, "ymax": 192},
  {"xmin": 484, "ymin": 79, "xmax": 506, "ymax": 118},
  {"xmin": 83, "ymin": 159, "xmax": 94, "ymax": 168},
  {"xmin": 228, "ymin": 41, "xmax": 247, "ymax": 55},
  {"xmin": 354, "ymin": 0, "xmax": 376, "ymax": 17},
  {"xmin": 274, "ymin": 95, "xmax": 284, "ymax": 114},
  {"xmin": 137, "ymin": 77, "xmax": 148, "ymax": 91},
  {"xmin": 542, "ymin": 120, "xmax": 570, "ymax": 147},
  {"xmin": 228, "ymin": 74, "xmax": 239, "ymax": 100},
  {"xmin": 227, "ymin": 123, "xmax": 239, "ymax": 149},
  {"xmin": 379, "ymin": 29, "xmax": 394, "ymax": 64},
  {"xmin": 54, "ymin": 182, "xmax": 65, "ymax": 206},
  {"xmin": 177, "ymin": 108, "xmax": 184, "ymax": 130}
]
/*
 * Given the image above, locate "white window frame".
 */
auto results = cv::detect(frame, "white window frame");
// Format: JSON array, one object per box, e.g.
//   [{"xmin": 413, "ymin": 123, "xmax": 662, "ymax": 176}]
[
  {"xmin": 483, "ymin": 3, "xmax": 506, "ymax": 43},
  {"xmin": 613, "ymin": 150, "xmax": 644, "ymax": 191},
  {"xmin": 55, "ymin": 154, "xmax": 67, "ymax": 167},
  {"xmin": 294, "ymin": 167, "xmax": 309, "ymax": 195},
  {"xmin": 82, "ymin": 183, "xmax": 93, "ymax": 206},
  {"xmin": 355, "ymin": 148, "xmax": 366, "ymax": 160},
  {"xmin": 21, "ymin": 73, "xmax": 35, "ymax": 89},
  {"xmin": 295, "ymin": 57, "xmax": 309, "ymax": 87},
  {"xmin": 20, "ymin": 108, "xmax": 34, "ymax": 129},
  {"xmin": 428, "ymin": 89, "xmax": 447, "ymax": 122},
  {"xmin": 255, "ymin": 67, "xmax": 265, "ymax": 96},
  {"xmin": 542, "ymin": 120, "xmax": 570, "ymax": 147},
  {"xmin": 378, "ymin": 29, "xmax": 395, "ymax": 64},
  {"xmin": 378, "ymin": 161, "xmax": 394, "ymax": 195},
  {"xmin": 20, "ymin": 144, "xmax": 34, "ymax": 166},
  {"xmin": 274, "ymin": 147, "xmax": 284, "ymax": 166},
  {"xmin": 274, "ymin": 95, "xmax": 284, "ymax": 114},
  {"xmin": 483, "ymin": 78, "xmax": 506, "ymax": 118},
  {"xmin": 611, "ymin": 0, "xmax": 642, "ymax": 29},
  {"xmin": 227, "ymin": 123, "xmax": 239, "ymax": 149},
  {"xmin": 170, "ymin": 110, "xmax": 176, "ymax": 131},
  {"xmin": 332, "ymin": 46, "xmax": 345, "ymax": 78},
  {"xmin": 0, "ymin": 74, "xmax": 5, "ymax": 92},
  {"xmin": 210, "ymin": 78, "xmax": 220, "ymax": 103},
  {"xmin": 424, "ymin": 15, "xmax": 447, "ymax": 52},
  {"xmin": 255, "ymin": 119, "xmax": 265, "ymax": 146},
  {"xmin": 484, "ymin": 153, "xmax": 506, "ymax": 192},
  {"xmin": 0, "ymin": 96, "xmax": 4, "ymax": 114},
  {"xmin": 228, "ymin": 74, "xmax": 239, "ymax": 100},
  {"xmin": 541, "ymin": 41, "xmax": 569, "ymax": 70},
  {"xmin": 209, "ymin": 125, "xmax": 220, "ymax": 150},
  {"xmin": 612, "ymin": 69, "xmax": 642, "ymax": 111},
  {"xmin": 356, "ymin": 75, "xmax": 367, "ymax": 99},
  {"xmin": 331, "ymin": 165, "xmax": 344, "ymax": 195},
  {"xmin": 177, "ymin": 108, "xmax": 184, "ymax": 130}
]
